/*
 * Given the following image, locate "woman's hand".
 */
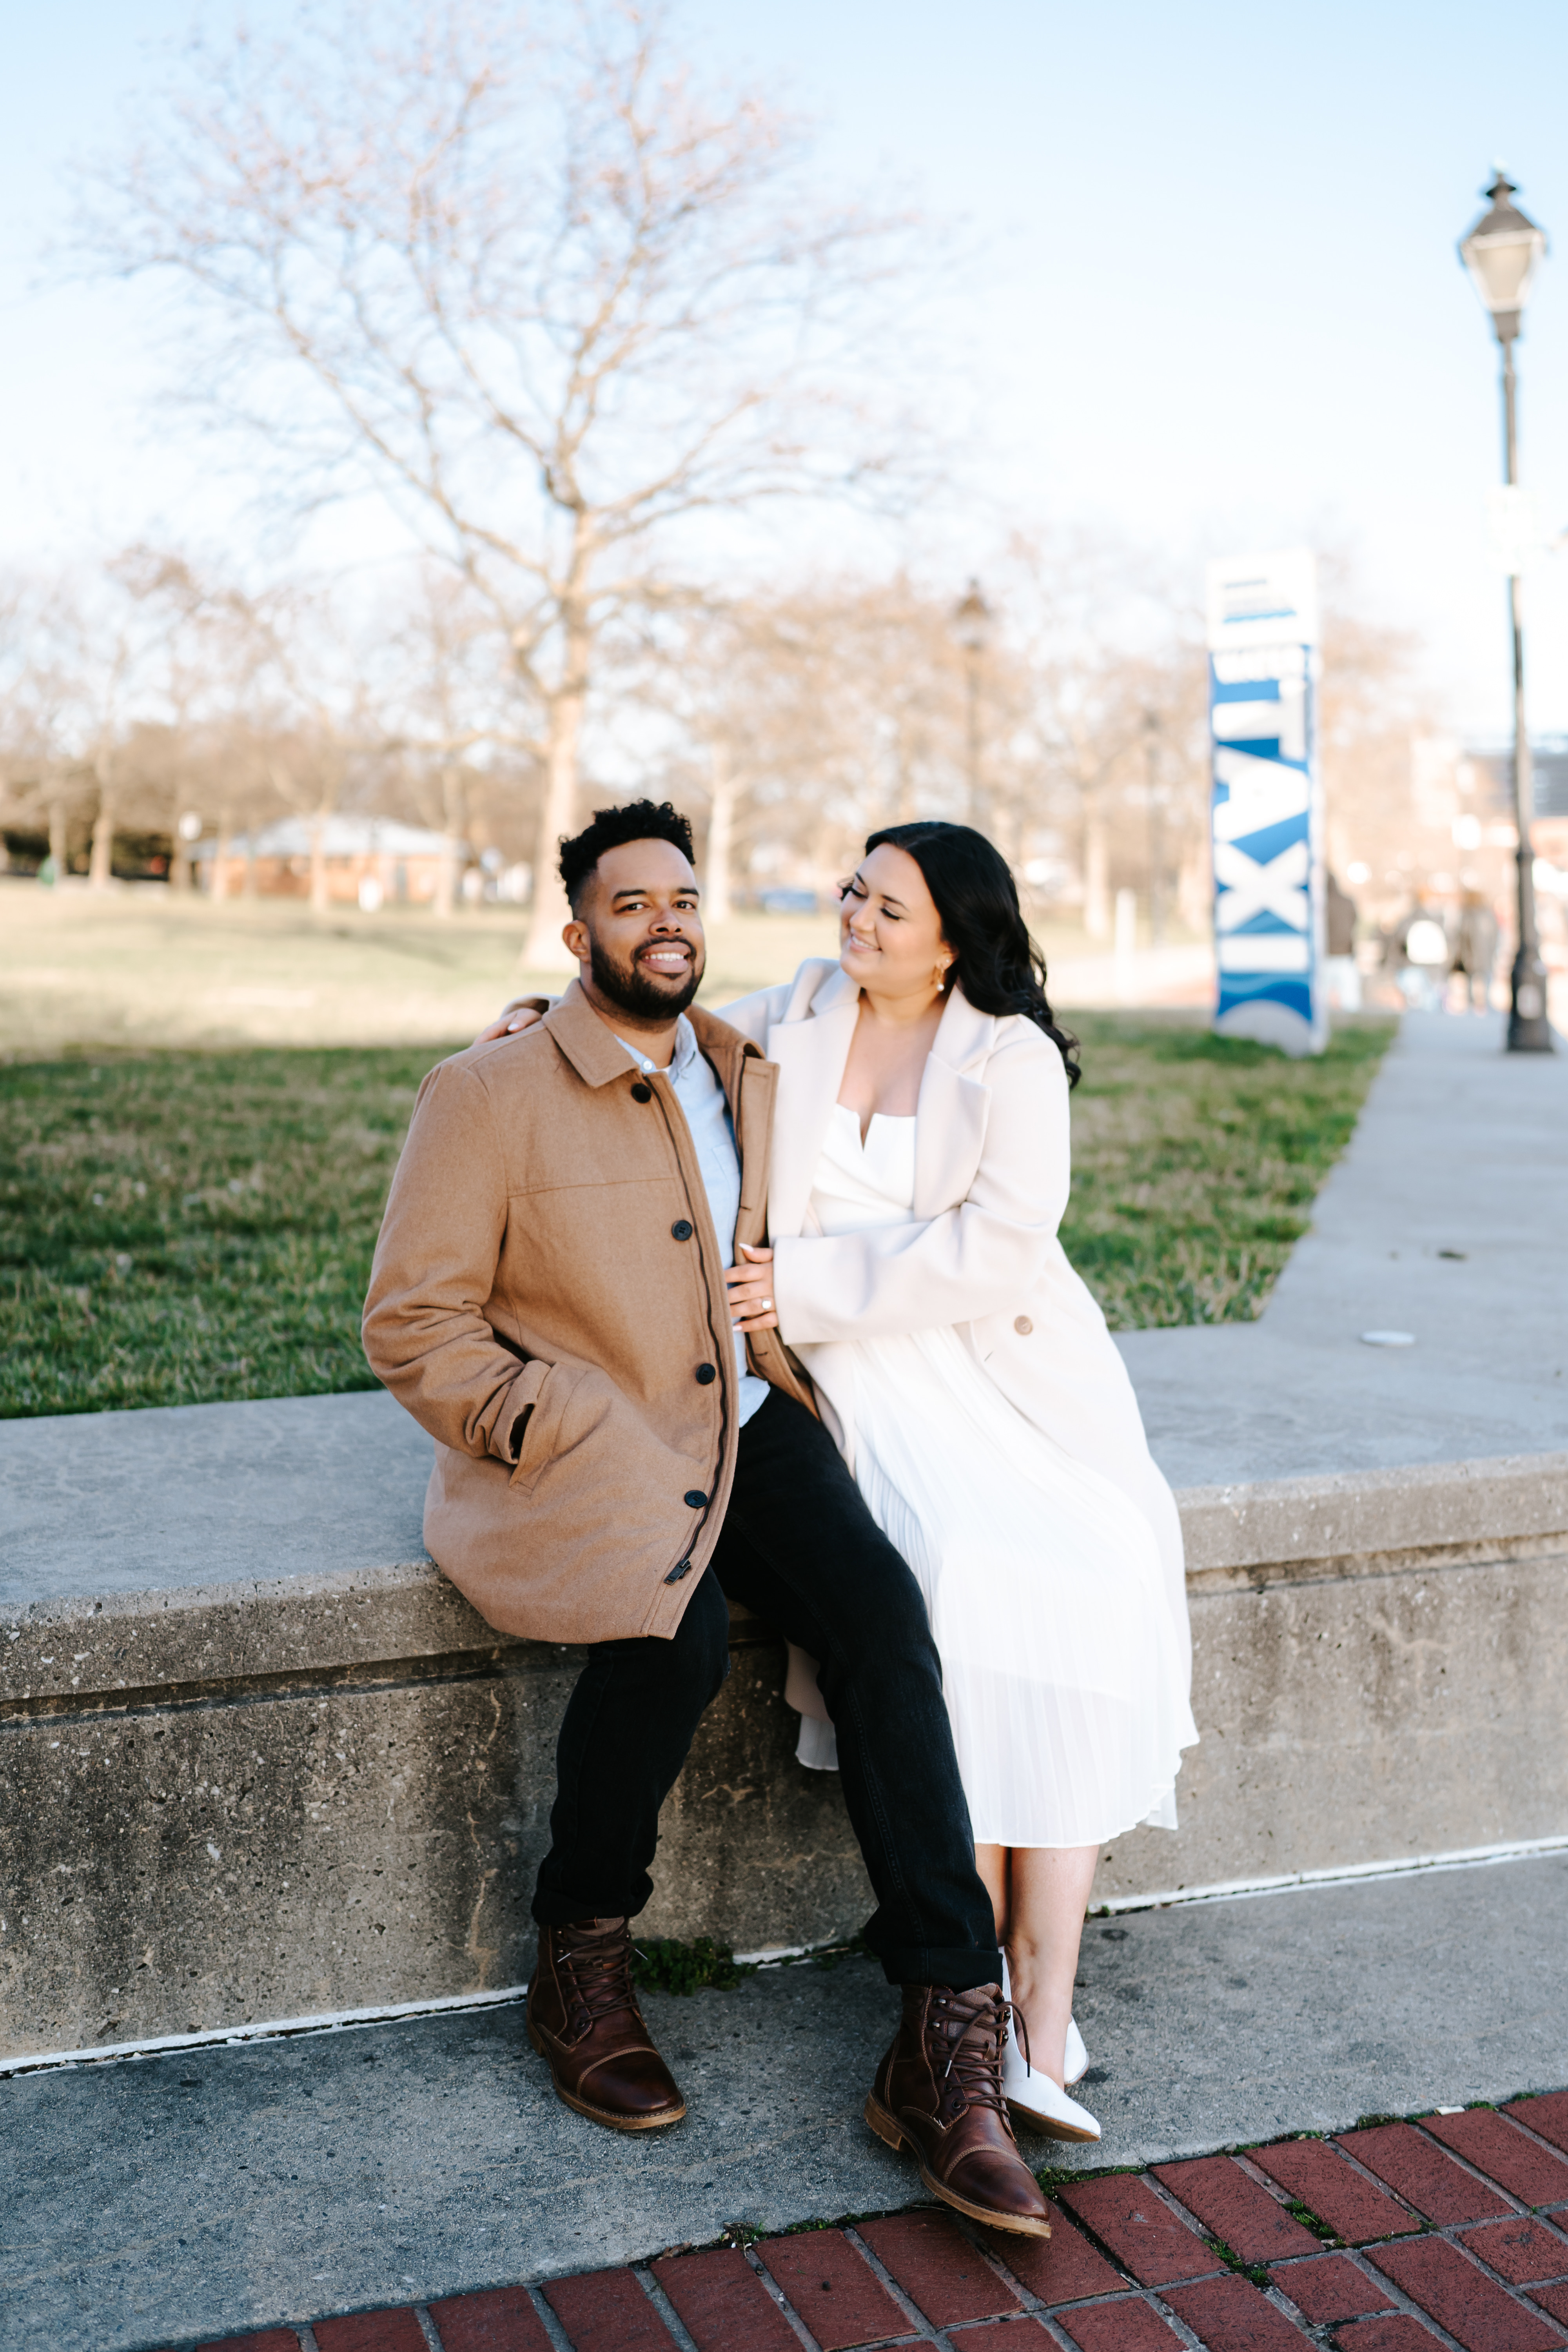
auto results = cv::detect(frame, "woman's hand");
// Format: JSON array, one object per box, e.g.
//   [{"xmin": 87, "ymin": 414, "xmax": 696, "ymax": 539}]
[
  {"xmin": 725, "ymin": 1242, "xmax": 778, "ymax": 1333},
  {"xmin": 473, "ymin": 1000, "xmax": 546, "ymax": 1046}
]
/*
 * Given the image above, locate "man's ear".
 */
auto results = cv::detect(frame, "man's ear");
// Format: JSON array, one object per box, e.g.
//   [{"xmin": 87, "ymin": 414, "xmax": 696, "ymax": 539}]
[{"xmin": 563, "ymin": 916, "xmax": 590, "ymax": 964}]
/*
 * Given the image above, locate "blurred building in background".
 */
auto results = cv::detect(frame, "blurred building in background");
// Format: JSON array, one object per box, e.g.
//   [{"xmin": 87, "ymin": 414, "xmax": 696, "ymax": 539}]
[{"xmin": 194, "ymin": 817, "xmax": 468, "ymax": 911}]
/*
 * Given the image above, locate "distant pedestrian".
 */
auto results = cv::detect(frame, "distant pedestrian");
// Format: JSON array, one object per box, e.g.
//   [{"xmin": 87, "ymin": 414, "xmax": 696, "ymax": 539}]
[
  {"xmin": 1451, "ymin": 890, "xmax": 1498, "ymax": 1013},
  {"xmin": 1323, "ymin": 871, "xmax": 1361, "ymax": 1011},
  {"xmin": 1396, "ymin": 899, "xmax": 1450, "ymax": 1013}
]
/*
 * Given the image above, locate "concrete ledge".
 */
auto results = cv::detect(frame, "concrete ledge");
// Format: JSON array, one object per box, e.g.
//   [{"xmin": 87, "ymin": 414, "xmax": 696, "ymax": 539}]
[
  {"xmin": 4, "ymin": 1417, "xmax": 1567, "ymax": 2060},
  {"xmin": 1180, "ymin": 1450, "xmax": 1568, "ymax": 1584}
]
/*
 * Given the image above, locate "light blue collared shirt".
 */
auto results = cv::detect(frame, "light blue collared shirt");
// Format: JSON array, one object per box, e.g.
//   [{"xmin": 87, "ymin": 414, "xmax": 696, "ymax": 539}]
[{"xmin": 615, "ymin": 1018, "xmax": 769, "ymax": 1428}]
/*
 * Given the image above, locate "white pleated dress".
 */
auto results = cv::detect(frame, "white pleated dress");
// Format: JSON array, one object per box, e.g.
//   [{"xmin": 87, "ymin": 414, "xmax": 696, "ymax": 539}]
[{"xmin": 801, "ymin": 1103, "xmax": 1197, "ymax": 1849}]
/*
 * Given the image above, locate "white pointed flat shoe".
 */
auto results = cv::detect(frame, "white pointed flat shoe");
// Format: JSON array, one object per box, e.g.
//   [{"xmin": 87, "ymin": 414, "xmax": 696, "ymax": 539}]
[
  {"xmin": 1004, "ymin": 2051, "xmax": 1102, "ymax": 2143},
  {"xmin": 999, "ymin": 1957, "xmax": 1100, "ymax": 2141},
  {"xmin": 1000, "ymin": 1956, "xmax": 1089, "ymax": 2086}
]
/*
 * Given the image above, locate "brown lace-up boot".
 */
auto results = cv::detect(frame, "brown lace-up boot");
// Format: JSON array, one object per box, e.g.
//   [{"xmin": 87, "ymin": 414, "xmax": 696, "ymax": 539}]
[
  {"xmin": 865, "ymin": 1984, "xmax": 1053, "ymax": 2236},
  {"xmin": 527, "ymin": 1917, "xmax": 686, "ymax": 2132}
]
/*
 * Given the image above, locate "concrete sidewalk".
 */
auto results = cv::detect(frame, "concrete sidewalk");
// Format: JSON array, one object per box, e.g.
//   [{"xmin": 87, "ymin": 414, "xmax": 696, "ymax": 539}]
[
  {"xmin": 1120, "ymin": 1009, "xmax": 1568, "ymax": 1487},
  {"xmin": 5, "ymin": 1851, "xmax": 1566, "ymax": 2349}
]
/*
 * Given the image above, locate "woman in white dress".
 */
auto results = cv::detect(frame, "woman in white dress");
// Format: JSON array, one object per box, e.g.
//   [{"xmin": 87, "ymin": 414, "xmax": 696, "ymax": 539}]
[
  {"xmin": 715, "ymin": 822, "xmax": 1196, "ymax": 2142},
  {"xmin": 487, "ymin": 819, "xmax": 1196, "ymax": 2142}
]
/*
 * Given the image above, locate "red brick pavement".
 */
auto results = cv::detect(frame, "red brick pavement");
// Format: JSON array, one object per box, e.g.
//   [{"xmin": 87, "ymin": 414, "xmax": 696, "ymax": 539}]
[
  {"xmin": 1247, "ymin": 2136, "xmax": 1421, "ymax": 2243},
  {"xmin": 1367, "ymin": 2234, "xmax": 1565, "ymax": 2351},
  {"xmin": 426, "ymin": 2286, "xmax": 555, "ymax": 2351},
  {"xmin": 855, "ymin": 2212, "xmax": 1021, "ymax": 2324},
  {"xmin": 1338, "ymin": 2122, "xmax": 1514, "ymax": 2225},
  {"xmin": 1513, "ymin": 2096, "xmax": 1568, "ymax": 2156},
  {"xmin": 188, "ymin": 2092, "xmax": 1568, "ymax": 2352},
  {"xmin": 1266, "ymin": 2252, "xmax": 1398, "ymax": 2323},
  {"xmin": 1337, "ymin": 2320, "xmax": 1457, "ymax": 2351},
  {"xmin": 650, "ymin": 2247, "xmax": 800, "ymax": 2351},
  {"xmin": 1429, "ymin": 2108, "xmax": 1568, "ymax": 2207},
  {"xmin": 1151, "ymin": 2154, "xmax": 1321, "ymax": 2263}
]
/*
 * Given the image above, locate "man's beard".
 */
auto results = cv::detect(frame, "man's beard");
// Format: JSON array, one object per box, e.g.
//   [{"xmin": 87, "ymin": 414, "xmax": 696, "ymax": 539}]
[{"xmin": 588, "ymin": 932, "xmax": 703, "ymax": 1021}]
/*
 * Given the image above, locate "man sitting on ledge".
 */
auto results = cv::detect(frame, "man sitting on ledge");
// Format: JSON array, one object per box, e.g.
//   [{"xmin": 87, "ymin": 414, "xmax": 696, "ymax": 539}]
[{"xmin": 362, "ymin": 799, "xmax": 1050, "ymax": 2237}]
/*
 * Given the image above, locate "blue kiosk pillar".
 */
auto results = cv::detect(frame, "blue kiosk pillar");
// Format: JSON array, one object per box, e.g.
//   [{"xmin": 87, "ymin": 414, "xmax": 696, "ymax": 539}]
[{"xmin": 1206, "ymin": 548, "xmax": 1326, "ymax": 1057}]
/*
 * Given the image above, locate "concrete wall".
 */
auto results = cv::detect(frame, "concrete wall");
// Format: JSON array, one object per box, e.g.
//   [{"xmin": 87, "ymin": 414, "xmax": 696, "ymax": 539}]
[
  {"xmin": 0, "ymin": 1574, "xmax": 869, "ymax": 2058},
  {"xmin": 4, "ymin": 1452, "xmax": 1566, "ymax": 2060},
  {"xmin": 1102, "ymin": 1456, "xmax": 1568, "ymax": 1900}
]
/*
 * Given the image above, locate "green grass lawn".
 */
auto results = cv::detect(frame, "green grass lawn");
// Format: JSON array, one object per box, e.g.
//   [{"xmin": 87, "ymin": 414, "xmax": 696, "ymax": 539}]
[
  {"xmin": 0, "ymin": 1016, "xmax": 1394, "ymax": 1419},
  {"xmin": 1060, "ymin": 1013, "xmax": 1394, "ymax": 1327}
]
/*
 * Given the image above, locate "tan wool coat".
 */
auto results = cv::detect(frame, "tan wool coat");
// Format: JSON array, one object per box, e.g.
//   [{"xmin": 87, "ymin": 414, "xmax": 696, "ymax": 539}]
[{"xmin": 361, "ymin": 982, "xmax": 809, "ymax": 1642}]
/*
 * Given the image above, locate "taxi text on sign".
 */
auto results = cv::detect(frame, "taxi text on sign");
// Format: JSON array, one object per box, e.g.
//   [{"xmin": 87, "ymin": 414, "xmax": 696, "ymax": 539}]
[{"xmin": 1206, "ymin": 548, "xmax": 1325, "ymax": 1057}]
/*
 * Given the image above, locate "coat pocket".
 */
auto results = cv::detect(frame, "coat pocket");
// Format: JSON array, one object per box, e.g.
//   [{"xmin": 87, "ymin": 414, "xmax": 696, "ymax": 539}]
[{"xmin": 506, "ymin": 1357, "xmax": 593, "ymax": 1494}]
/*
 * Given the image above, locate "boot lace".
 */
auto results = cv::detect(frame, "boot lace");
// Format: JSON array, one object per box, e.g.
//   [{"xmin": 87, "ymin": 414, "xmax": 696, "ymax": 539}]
[
  {"xmin": 559, "ymin": 1924, "xmax": 641, "ymax": 2034},
  {"xmin": 929, "ymin": 1989, "xmax": 1011, "ymax": 2122}
]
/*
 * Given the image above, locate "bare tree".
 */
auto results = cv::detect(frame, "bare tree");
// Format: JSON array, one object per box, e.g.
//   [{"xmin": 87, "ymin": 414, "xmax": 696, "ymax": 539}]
[
  {"xmin": 999, "ymin": 530, "xmax": 1207, "ymax": 939},
  {"xmin": 78, "ymin": 0, "xmax": 936, "ymax": 961},
  {"xmin": 377, "ymin": 569, "xmax": 536, "ymax": 917},
  {"xmin": 0, "ymin": 561, "xmax": 179, "ymax": 887}
]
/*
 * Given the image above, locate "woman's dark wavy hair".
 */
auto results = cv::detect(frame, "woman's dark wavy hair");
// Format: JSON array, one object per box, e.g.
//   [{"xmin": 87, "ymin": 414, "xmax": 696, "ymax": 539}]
[{"xmin": 862, "ymin": 820, "xmax": 1081, "ymax": 1087}]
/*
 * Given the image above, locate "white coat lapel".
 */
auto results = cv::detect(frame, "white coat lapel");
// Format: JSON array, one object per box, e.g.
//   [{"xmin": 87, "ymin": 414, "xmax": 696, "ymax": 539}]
[
  {"xmin": 913, "ymin": 986, "xmax": 995, "ymax": 1220},
  {"xmin": 766, "ymin": 963, "xmax": 860, "ymax": 1240}
]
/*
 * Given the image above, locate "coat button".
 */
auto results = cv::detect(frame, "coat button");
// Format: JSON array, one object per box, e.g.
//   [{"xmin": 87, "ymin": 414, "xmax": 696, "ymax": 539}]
[
  {"xmin": 695, "ymin": 1363, "xmax": 717, "ymax": 1384},
  {"xmin": 684, "ymin": 1488, "xmax": 708, "ymax": 1508},
  {"xmin": 664, "ymin": 1558, "xmax": 694, "ymax": 1584},
  {"xmin": 671, "ymin": 1219, "xmax": 693, "ymax": 1240},
  {"xmin": 1014, "ymin": 1315, "xmax": 1033, "ymax": 1335},
  {"xmin": 630, "ymin": 1082, "xmax": 653, "ymax": 1103}
]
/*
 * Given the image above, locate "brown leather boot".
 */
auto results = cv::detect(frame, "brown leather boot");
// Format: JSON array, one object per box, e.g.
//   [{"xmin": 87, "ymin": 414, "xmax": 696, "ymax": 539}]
[
  {"xmin": 527, "ymin": 1917, "xmax": 686, "ymax": 2132},
  {"xmin": 865, "ymin": 1984, "xmax": 1053, "ymax": 2236}
]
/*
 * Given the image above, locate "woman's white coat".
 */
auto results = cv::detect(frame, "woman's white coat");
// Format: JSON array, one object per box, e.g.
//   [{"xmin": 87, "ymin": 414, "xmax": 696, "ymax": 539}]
[{"xmin": 721, "ymin": 957, "xmax": 1191, "ymax": 1685}]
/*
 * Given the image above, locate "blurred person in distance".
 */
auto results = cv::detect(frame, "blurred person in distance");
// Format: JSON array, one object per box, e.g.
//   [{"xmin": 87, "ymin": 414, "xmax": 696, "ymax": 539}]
[
  {"xmin": 1395, "ymin": 895, "xmax": 1451, "ymax": 1013},
  {"xmin": 477, "ymin": 815, "xmax": 1197, "ymax": 2158},
  {"xmin": 1323, "ymin": 870, "xmax": 1361, "ymax": 1013},
  {"xmin": 1451, "ymin": 888, "xmax": 1498, "ymax": 1014}
]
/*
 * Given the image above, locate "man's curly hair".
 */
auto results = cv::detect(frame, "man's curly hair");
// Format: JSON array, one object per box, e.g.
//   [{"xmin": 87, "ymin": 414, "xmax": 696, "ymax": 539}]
[{"xmin": 558, "ymin": 800, "xmax": 696, "ymax": 911}]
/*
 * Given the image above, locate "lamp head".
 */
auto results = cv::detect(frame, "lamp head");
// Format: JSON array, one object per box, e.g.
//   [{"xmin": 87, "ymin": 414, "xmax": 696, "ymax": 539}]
[
  {"xmin": 953, "ymin": 578, "xmax": 993, "ymax": 657},
  {"xmin": 1460, "ymin": 168, "xmax": 1548, "ymax": 343}
]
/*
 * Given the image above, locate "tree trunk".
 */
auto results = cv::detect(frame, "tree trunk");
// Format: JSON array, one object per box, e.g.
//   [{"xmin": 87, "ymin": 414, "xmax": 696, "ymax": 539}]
[
  {"xmin": 212, "ymin": 809, "xmax": 233, "ymax": 901},
  {"xmin": 523, "ymin": 652, "xmax": 588, "ymax": 972},
  {"xmin": 434, "ymin": 763, "xmax": 465, "ymax": 919},
  {"xmin": 705, "ymin": 744, "xmax": 735, "ymax": 924},
  {"xmin": 1083, "ymin": 803, "xmax": 1109, "ymax": 939},
  {"xmin": 89, "ymin": 792, "xmax": 116, "ymax": 890},
  {"xmin": 1177, "ymin": 839, "xmax": 1211, "ymax": 935},
  {"xmin": 309, "ymin": 815, "xmax": 330, "ymax": 914}
]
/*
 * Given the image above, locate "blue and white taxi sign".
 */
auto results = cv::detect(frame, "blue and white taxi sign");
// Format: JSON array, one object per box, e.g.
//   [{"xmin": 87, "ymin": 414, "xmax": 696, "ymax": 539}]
[{"xmin": 1206, "ymin": 548, "xmax": 1325, "ymax": 1056}]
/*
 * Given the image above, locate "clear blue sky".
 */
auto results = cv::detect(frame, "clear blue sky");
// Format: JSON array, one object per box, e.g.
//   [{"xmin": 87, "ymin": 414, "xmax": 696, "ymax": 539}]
[{"xmin": 7, "ymin": 0, "xmax": 1568, "ymax": 735}]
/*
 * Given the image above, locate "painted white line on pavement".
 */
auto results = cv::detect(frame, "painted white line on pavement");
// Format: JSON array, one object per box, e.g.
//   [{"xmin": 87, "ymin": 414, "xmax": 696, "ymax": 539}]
[{"xmin": 1096, "ymin": 1831, "xmax": 1568, "ymax": 1915}]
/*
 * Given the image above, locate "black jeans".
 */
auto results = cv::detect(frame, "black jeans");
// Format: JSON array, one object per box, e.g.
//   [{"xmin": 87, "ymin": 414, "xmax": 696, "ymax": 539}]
[{"xmin": 532, "ymin": 1388, "xmax": 1002, "ymax": 1989}]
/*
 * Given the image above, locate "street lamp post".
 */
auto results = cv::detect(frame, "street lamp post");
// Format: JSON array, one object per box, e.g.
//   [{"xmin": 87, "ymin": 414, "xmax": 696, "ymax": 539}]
[
  {"xmin": 953, "ymin": 579, "xmax": 994, "ymax": 829},
  {"xmin": 1459, "ymin": 169, "xmax": 1555, "ymax": 1052}
]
